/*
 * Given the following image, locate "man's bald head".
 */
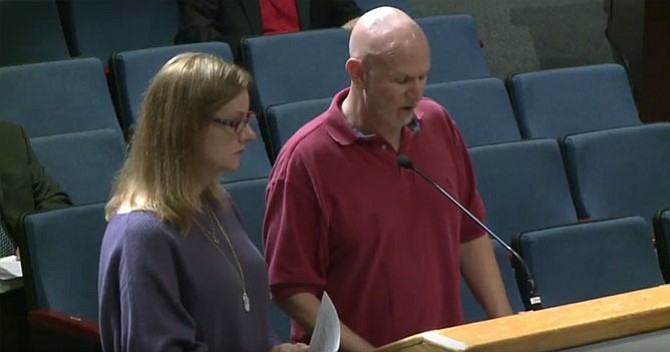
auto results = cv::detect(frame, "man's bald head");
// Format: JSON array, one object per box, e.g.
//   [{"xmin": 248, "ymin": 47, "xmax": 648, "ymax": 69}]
[
  {"xmin": 341, "ymin": 7, "xmax": 431, "ymax": 140},
  {"xmin": 349, "ymin": 7, "xmax": 429, "ymax": 64}
]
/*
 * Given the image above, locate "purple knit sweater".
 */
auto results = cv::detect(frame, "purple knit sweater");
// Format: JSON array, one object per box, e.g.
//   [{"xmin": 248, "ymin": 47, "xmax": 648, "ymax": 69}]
[{"xmin": 98, "ymin": 206, "xmax": 273, "ymax": 351}]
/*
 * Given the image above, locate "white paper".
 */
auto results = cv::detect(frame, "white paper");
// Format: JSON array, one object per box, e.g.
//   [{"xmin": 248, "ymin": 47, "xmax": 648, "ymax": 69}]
[
  {"xmin": 420, "ymin": 332, "xmax": 468, "ymax": 351},
  {"xmin": 309, "ymin": 292, "xmax": 341, "ymax": 352},
  {"xmin": 0, "ymin": 255, "xmax": 22, "ymax": 280}
]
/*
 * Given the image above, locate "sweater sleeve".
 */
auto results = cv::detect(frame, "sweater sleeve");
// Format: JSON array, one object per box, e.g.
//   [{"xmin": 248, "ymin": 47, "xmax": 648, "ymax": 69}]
[{"xmin": 101, "ymin": 218, "xmax": 208, "ymax": 352}]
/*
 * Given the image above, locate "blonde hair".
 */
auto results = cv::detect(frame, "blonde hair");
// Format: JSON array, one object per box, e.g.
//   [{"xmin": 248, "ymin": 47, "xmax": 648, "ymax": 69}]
[{"xmin": 106, "ymin": 52, "xmax": 252, "ymax": 233}]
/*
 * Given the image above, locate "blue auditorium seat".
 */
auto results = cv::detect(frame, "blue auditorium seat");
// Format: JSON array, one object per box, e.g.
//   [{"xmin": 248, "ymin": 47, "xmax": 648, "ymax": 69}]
[
  {"xmin": 653, "ymin": 209, "xmax": 670, "ymax": 283},
  {"xmin": 509, "ymin": 64, "xmax": 641, "ymax": 139},
  {"xmin": 264, "ymin": 97, "xmax": 332, "ymax": 158},
  {"xmin": 20, "ymin": 203, "xmax": 107, "ymax": 346},
  {"xmin": 561, "ymin": 123, "xmax": 670, "ymax": 225},
  {"xmin": 0, "ymin": 0, "xmax": 70, "ymax": 66},
  {"xmin": 417, "ymin": 15, "xmax": 489, "ymax": 83},
  {"xmin": 461, "ymin": 240, "xmax": 525, "ymax": 323},
  {"xmin": 218, "ymin": 117, "xmax": 272, "ymax": 183},
  {"xmin": 355, "ymin": 0, "xmax": 413, "ymax": 15},
  {"xmin": 0, "ymin": 57, "xmax": 122, "ymax": 139},
  {"xmin": 469, "ymin": 139, "xmax": 578, "ymax": 244},
  {"xmin": 110, "ymin": 42, "xmax": 234, "ymax": 135},
  {"xmin": 224, "ymin": 178, "xmax": 291, "ymax": 341},
  {"xmin": 242, "ymin": 28, "xmax": 350, "ymax": 113},
  {"xmin": 424, "ymin": 78, "xmax": 521, "ymax": 147},
  {"xmin": 225, "ymin": 179, "xmax": 268, "ymax": 252},
  {"xmin": 30, "ymin": 129, "xmax": 126, "ymax": 206},
  {"xmin": 59, "ymin": 0, "xmax": 179, "ymax": 62},
  {"xmin": 513, "ymin": 216, "xmax": 663, "ymax": 308}
]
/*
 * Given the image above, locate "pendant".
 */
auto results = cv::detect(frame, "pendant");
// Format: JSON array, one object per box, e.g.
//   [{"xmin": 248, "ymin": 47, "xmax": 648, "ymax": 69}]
[{"xmin": 242, "ymin": 292, "xmax": 251, "ymax": 313}]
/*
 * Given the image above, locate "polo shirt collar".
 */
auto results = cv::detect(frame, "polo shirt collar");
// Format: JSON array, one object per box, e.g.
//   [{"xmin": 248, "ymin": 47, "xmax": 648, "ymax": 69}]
[{"xmin": 325, "ymin": 88, "xmax": 422, "ymax": 146}]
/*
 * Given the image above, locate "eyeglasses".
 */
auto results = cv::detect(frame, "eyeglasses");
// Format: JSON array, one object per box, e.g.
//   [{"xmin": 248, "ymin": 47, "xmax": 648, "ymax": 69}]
[{"xmin": 211, "ymin": 111, "xmax": 255, "ymax": 134}]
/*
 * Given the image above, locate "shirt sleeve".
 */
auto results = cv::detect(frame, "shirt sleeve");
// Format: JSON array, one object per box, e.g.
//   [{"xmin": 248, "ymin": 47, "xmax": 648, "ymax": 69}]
[
  {"xmin": 22, "ymin": 127, "xmax": 73, "ymax": 211},
  {"xmin": 263, "ymin": 152, "xmax": 329, "ymax": 300},
  {"xmin": 112, "ymin": 222, "xmax": 208, "ymax": 352},
  {"xmin": 9, "ymin": 128, "xmax": 72, "ymax": 211}
]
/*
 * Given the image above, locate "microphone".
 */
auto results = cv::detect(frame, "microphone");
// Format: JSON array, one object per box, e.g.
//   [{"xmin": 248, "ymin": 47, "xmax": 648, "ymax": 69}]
[{"xmin": 396, "ymin": 154, "xmax": 543, "ymax": 311}]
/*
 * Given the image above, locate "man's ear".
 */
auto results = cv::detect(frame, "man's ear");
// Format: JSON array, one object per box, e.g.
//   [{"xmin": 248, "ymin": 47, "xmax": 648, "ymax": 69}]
[{"xmin": 345, "ymin": 58, "xmax": 364, "ymax": 87}]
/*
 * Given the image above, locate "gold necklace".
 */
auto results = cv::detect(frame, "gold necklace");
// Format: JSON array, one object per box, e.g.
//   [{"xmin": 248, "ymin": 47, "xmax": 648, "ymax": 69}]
[{"xmin": 194, "ymin": 206, "xmax": 251, "ymax": 313}]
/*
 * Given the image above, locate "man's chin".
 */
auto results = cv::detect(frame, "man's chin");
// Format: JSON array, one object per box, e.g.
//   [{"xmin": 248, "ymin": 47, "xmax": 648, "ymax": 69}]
[{"xmin": 399, "ymin": 110, "xmax": 415, "ymax": 124}]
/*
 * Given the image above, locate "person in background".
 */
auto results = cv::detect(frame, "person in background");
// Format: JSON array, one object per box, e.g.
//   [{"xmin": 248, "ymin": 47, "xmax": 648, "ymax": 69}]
[
  {"xmin": 98, "ymin": 52, "xmax": 308, "ymax": 352},
  {"xmin": 175, "ymin": 0, "xmax": 361, "ymax": 61},
  {"xmin": 0, "ymin": 120, "xmax": 73, "ymax": 258},
  {"xmin": 263, "ymin": 7, "xmax": 513, "ymax": 351},
  {"xmin": 0, "ymin": 120, "xmax": 72, "ymax": 352}
]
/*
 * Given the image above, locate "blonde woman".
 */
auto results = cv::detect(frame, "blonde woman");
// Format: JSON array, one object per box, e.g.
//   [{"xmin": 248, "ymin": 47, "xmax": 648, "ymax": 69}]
[{"xmin": 98, "ymin": 53, "xmax": 308, "ymax": 352}]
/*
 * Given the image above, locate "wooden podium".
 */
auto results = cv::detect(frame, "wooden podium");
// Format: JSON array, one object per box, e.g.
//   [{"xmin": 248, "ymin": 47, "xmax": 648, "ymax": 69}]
[{"xmin": 374, "ymin": 285, "xmax": 670, "ymax": 352}]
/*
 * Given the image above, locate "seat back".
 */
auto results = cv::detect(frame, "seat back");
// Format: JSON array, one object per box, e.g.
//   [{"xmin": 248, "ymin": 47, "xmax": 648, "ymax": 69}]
[
  {"xmin": 31, "ymin": 129, "xmax": 126, "ymax": 205},
  {"xmin": 513, "ymin": 216, "xmax": 663, "ymax": 308},
  {"xmin": 222, "ymin": 178, "xmax": 291, "ymax": 341},
  {"xmin": 509, "ymin": 64, "xmax": 641, "ymax": 139},
  {"xmin": 355, "ymin": 0, "xmax": 413, "ymax": 15},
  {"xmin": 219, "ymin": 118, "xmax": 272, "ymax": 183},
  {"xmin": 264, "ymin": 98, "xmax": 332, "ymax": 157},
  {"xmin": 652, "ymin": 209, "xmax": 670, "ymax": 283},
  {"xmin": 461, "ymin": 240, "xmax": 525, "ymax": 323},
  {"xmin": 417, "ymin": 15, "xmax": 489, "ymax": 84},
  {"xmin": 424, "ymin": 78, "xmax": 521, "ymax": 147},
  {"xmin": 110, "ymin": 42, "xmax": 234, "ymax": 133},
  {"xmin": 242, "ymin": 28, "xmax": 350, "ymax": 112},
  {"xmin": 21, "ymin": 203, "xmax": 107, "ymax": 321},
  {"xmin": 224, "ymin": 178, "xmax": 268, "ymax": 252},
  {"xmin": 469, "ymin": 139, "xmax": 578, "ymax": 244},
  {"xmin": 0, "ymin": 0, "xmax": 70, "ymax": 66},
  {"xmin": 0, "ymin": 58, "xmax": 121, "ymax": 138},
  {"xmin": 60, "ymin": 0, "xmax": 179, "ymax": 61},
  {"xmin": 561, "ymin": 123, "xmax": 670, "ymax": 224}
]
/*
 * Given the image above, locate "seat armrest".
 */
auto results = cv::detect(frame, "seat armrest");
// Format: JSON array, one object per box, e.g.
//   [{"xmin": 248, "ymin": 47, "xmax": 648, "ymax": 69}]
[{"xmin": 27, "ymin": 309, "xmax": 100, "ymax": 342}]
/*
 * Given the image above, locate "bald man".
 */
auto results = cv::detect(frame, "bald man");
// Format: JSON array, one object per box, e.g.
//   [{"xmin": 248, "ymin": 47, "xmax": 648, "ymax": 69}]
[{"xmin": 263, "ymin": 7, "xmax": 513, "ymax": 351}]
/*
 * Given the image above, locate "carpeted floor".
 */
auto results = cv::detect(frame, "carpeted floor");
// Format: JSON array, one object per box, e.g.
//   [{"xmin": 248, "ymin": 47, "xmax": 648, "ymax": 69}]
[{"xmin": 407, "ymin": 0, "xmax": 615, "ymax": 78}]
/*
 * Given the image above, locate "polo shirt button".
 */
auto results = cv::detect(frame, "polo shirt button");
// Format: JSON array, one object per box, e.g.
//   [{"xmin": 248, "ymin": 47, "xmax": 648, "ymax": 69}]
[{"xmin": 381, "ymin": 144, "xmax": 387, "ymax": 150}]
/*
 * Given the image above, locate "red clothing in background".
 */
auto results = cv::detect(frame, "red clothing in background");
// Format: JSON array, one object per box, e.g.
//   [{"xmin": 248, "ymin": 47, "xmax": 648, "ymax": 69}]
[{"xmin": 259, "ymin": 0, "xmax": 301, "ymax": 34}]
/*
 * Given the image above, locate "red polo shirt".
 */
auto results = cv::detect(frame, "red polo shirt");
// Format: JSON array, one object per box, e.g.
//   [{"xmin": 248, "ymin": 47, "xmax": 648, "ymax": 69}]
[
  {"xmin": 264, "ymin": 88, "xmax": 486, "ymax": 346},
  {"xmin": 259, "ymin": 0, "xmax": 301, "ymax": 34}
]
